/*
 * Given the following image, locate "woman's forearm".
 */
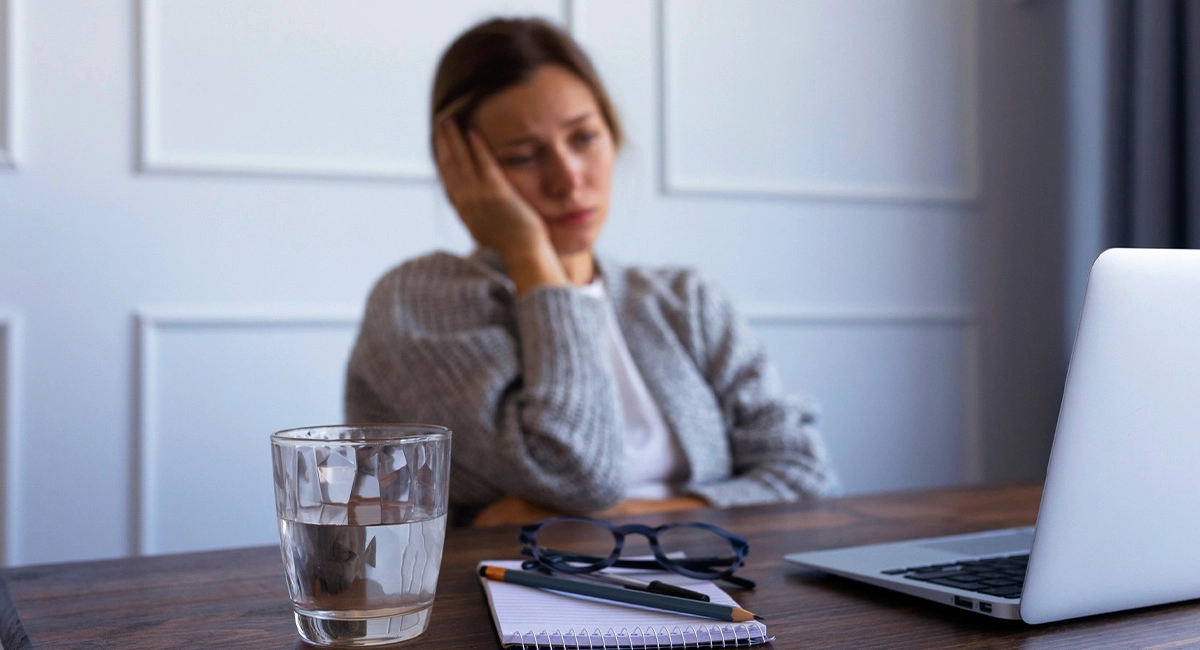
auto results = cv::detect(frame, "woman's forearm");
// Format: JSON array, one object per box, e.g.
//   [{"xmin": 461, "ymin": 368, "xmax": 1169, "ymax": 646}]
[{"xmin": 501, "ymin": 241, "xmax": 569, "ymax": 295}]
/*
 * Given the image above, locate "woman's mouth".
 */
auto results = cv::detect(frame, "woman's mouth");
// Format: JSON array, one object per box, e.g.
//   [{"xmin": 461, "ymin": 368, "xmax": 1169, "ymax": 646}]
[{"xmin": 550, "ymin": 208, "xmax": 596, "ymax": 228}]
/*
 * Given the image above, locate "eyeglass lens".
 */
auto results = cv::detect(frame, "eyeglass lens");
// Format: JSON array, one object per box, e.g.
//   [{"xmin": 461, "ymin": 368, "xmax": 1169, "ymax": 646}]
[
  {"xmin": 534, "ymin": 519, "xmax": 619, "ymax": 568},
  {"xmin": 656, "ymin": 526, "xmax": 739, "ymax": 567}
]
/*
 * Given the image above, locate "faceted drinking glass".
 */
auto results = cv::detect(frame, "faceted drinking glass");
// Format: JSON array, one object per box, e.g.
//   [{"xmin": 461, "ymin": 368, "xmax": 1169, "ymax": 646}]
[{"xmin": 271, "ymin": 424, "xmax": 451, "ymax": 647}]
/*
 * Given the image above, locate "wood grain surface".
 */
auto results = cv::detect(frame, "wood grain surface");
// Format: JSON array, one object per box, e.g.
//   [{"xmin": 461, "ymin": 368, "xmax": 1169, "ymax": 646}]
[{"xmin": 3, "ymin": 484, "xmax": 1200, "ymax": 649}]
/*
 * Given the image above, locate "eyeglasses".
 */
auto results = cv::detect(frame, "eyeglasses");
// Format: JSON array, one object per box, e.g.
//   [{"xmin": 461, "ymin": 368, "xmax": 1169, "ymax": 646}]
[{"xmin": 518, "ymin": 516, "xmax": 756, "ymax": 589}]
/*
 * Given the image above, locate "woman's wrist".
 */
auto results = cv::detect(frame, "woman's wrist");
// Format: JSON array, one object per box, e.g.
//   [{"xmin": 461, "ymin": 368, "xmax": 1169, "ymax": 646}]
[{"xmin": 501, "ymin": 240, "xmax": 569, "ymax": 294}]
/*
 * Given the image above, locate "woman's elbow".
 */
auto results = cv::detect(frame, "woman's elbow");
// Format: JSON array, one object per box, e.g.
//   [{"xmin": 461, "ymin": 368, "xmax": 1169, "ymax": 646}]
[
  {"xmin": 520, "ymin": 438, "xmax": 626, "ymax": 511},
  {"xmin": 534, "ymin": 465, "xmax": 625, "ymax": 513}
]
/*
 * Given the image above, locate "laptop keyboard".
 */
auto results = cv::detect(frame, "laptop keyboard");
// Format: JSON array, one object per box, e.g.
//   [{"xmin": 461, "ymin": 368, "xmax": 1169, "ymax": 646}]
[{"xmin": 882, "ymin": 554, "xmax": 1028, "ymax": 599}]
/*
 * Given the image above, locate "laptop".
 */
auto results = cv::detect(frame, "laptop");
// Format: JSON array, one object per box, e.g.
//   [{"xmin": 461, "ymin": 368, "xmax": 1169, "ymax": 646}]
[{"xmin": 785, "ymin": 248, "xmax": 1200, "ymax": 624}]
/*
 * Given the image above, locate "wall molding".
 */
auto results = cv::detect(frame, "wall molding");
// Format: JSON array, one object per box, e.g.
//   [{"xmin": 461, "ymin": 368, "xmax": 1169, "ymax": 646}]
[
  {"xmin": 561, "ymin": 0, "xmax": 578, "ymax": 35},
  {"xmin": 657, "ymin": 0, "xmax": 981, "ymax": 206},
  {"xmin": 0, "ymin": 0, "xmax": 21, "ymax": 169},
  {"xmin": 131, "ymin": 305, "xmax": 361, "ymax": 556},
  {"xmin": 1, "ymin": 310, "xmax": 23, "ymax": 566},
  {"xmin": 744, "ymin": 303, "xmax": 982, "ymax": 487},
  {"xmin": 743, "ymin": 304, "xmax": 973, "ymax": 327},
  {"xmin": 129, "ymin": 301, "xmax": 974, "ymax": 554},
  {"xmin": 136, "ymin": 0, "xmax": 578, "ymax": 181},
  {"xmin": 135, "ymin": 0, "xmax": 432, "ymax": 182}
]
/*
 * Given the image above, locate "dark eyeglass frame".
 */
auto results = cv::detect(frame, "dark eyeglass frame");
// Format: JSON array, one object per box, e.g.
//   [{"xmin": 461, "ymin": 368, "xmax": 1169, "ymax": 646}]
[{"xmin": 518, "ymin": 516, "xmax": 756, "ymax": 589}]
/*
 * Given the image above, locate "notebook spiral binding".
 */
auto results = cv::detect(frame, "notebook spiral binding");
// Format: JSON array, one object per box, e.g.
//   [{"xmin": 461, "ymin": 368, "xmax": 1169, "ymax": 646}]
[{"xmin": 512, "ymin": 623, "xmax": 772, "ymax": 649}]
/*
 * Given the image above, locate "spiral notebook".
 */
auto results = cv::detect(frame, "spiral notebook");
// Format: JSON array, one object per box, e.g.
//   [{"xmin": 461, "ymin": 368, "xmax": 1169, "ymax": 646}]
[{"xmin": 476, "ymin": 560, "xmax": 771, "ymax": 649}]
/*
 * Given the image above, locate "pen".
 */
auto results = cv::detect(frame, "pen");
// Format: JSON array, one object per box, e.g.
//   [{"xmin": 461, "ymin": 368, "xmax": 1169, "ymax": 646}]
[
  {"xmin": 479, "ymin": 565, "xmax": 762, "ymax": 623},
  {"xmin": 620, "ymin": 577, "xmax": 713, "ymax": 602}
]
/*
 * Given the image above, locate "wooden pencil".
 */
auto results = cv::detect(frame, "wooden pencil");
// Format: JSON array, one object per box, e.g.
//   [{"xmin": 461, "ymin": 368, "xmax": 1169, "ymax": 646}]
[{"xmin": 479, "ymin": 565, "xmax": 762, "ymax": 623}]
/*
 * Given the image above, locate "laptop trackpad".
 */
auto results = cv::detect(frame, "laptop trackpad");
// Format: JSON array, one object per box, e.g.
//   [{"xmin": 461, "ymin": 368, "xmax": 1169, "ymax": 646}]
[{"xmin": 919, "ymin": 530, "xmax": 1034, "ymax": 557}]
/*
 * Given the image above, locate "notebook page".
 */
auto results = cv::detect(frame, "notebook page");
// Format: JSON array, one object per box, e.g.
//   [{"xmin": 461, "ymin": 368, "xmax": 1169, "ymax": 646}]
[{"xmin": 477, "ymin": 560, "xmax": 770, "ymax": 648}]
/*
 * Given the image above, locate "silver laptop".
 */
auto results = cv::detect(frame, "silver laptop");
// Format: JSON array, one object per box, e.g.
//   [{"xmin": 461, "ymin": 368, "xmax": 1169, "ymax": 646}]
[{"xmin": 785, "ymin": 248, "xmax": 1200, "ymax": 624}]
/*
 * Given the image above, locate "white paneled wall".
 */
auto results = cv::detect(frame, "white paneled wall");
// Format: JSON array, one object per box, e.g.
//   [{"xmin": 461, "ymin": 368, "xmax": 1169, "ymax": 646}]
[
  {"xmin": 134, "ymin": 307, "xmax": 360, "ymax": 555},
  {"xmin": 139, "ymin": 0, "xmax": 566, "ymax": 179},
  {"xmin": 0, "ymin": 0, "xmax": 982, "ymax": 565},
  {"xmin": 753, "ymin": 315, "xmax": 977, "ymax": 493},
  {"xmin": 662, "ymin": 0, "xmax": 977, "ymax": 203}
]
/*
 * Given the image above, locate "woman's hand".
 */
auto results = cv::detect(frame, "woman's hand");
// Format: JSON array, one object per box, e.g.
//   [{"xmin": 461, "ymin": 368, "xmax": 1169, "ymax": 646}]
[
  {"xmin": 596, "ymin": 496, "xmax": 708, "ymax": 517},
  {"xmin": 471, "ymin": 494, "xmax": 564, "ymax": 528},
  {"xmin": 471, "ymin": 494, "xmax": 709, "ymax": 527},
  {"xmin": 434, "ymin": 119, "xmax": 567, "ymax": 293}
]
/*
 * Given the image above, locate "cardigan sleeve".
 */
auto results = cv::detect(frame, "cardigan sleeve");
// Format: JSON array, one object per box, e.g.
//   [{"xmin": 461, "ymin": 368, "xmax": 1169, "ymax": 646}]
[
  {"xmin": 682, "ymin": 274, "xmax": 838, "ymax": 506},
  {"xmin": 344, "ymin": 253, "xmax": 626, "ymax": 513}
]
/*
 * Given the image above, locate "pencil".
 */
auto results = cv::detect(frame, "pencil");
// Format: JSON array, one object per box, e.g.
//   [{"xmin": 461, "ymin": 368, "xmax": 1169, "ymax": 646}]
[{"xmin": 479, "ymin": 565, "xmax": 762, "ymax": 623}]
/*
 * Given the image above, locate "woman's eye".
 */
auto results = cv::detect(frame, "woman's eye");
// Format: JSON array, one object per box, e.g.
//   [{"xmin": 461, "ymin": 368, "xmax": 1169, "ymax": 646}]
[
  {"xmin": 499, "ymin": 154, "xmax": 535, "ymax": 167},
  {"xmin": 572, "ymin": 131, "xmax": 598, "ymax": 147}
]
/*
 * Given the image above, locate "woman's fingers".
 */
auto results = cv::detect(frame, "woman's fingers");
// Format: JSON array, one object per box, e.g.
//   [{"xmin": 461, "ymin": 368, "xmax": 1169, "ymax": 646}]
[
  {"xmin": 437, "ymin": 121, "xmax": 517, "ymax": 211},
  {"xmin": 435, "ymin": 118, "xmax": 478, "ymax": 189},
  {"xmin": 468, "ymin": 128, "xmax": 510, "ymax": 189},
  {"xmin": 466, "ymin": 129, "xmax": 544, "ymax": 231},
  {"xmin": 433, "ymin": 125, "xmax": 458, "ymax": 190},
  {"xmin": 434, "ymin": 120, "xmax": 555, "ymax": 273},
  {"xmin": 432, "ymin": 120, "xmax": 459, "ymax": 187}
]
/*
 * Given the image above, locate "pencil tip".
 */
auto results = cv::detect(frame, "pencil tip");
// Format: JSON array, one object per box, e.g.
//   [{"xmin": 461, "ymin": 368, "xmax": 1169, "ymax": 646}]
[
  {"xmin": 754, "ymin": 615, "xmax": 765, "ymax": 621},
  {"xmin": 731, "ymin": 607, "xmax": 764, "ymax": 622}
]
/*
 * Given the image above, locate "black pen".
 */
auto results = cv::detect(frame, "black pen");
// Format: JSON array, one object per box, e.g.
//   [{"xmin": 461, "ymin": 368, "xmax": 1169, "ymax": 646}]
[{"xmin": 597, "ymin": 572, "xmax": 712, "ymax": 602}]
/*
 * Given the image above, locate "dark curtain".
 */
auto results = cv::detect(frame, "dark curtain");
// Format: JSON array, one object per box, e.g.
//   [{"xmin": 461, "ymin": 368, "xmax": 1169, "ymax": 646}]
[{"xmin": 1107, "ymin": 0, "xmax": 1200, "ymax": 248}]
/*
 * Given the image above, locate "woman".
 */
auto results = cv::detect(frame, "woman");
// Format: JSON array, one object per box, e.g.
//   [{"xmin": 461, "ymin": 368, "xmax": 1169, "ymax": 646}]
[{"xmin": 345, "ymin": 17, "xmax": 835, "ymax": 526}]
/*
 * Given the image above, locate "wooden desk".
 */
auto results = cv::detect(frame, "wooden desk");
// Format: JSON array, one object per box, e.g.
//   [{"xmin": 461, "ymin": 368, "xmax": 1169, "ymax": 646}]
[{"xmin": 3, "ymin": 484, "xmax": 1200, "ymax": 649}]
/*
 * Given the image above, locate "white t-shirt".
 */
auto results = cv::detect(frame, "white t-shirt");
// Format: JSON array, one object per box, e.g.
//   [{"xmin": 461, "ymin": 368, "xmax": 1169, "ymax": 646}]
[{"xmin": 579, "ymin": 279, "xmax": 688, "ymax": 499}]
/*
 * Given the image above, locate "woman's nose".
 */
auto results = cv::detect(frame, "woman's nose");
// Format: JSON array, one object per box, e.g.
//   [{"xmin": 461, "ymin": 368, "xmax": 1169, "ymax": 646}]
[{"xmin": 542, "ymin": 148, "xmax": 583, "ymax": 198}]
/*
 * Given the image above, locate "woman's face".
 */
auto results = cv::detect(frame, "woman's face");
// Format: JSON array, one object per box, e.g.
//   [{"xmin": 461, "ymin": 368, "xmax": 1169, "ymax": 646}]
[{"xmin": 472, "ymin": 64, "xmax": 616, "ymax": 259}]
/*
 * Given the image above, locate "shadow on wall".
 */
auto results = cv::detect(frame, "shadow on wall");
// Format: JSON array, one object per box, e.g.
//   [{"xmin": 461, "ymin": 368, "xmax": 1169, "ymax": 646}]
[{"xmin": 976, "ymin": 0, "xmax": 1070, "ymax": 484}]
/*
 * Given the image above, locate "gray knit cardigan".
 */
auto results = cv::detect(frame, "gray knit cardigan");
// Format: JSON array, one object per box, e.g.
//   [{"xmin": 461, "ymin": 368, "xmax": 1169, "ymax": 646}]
[{"xmin": 344, "ymin": 249, "xmax": 836, "ymax": 517}]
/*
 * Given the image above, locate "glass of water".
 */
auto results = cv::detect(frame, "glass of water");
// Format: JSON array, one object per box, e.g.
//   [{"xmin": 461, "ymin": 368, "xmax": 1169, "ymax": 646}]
[{"xmin": 271, "ymin": 424, "xmax": 451, "ymax": 646}]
